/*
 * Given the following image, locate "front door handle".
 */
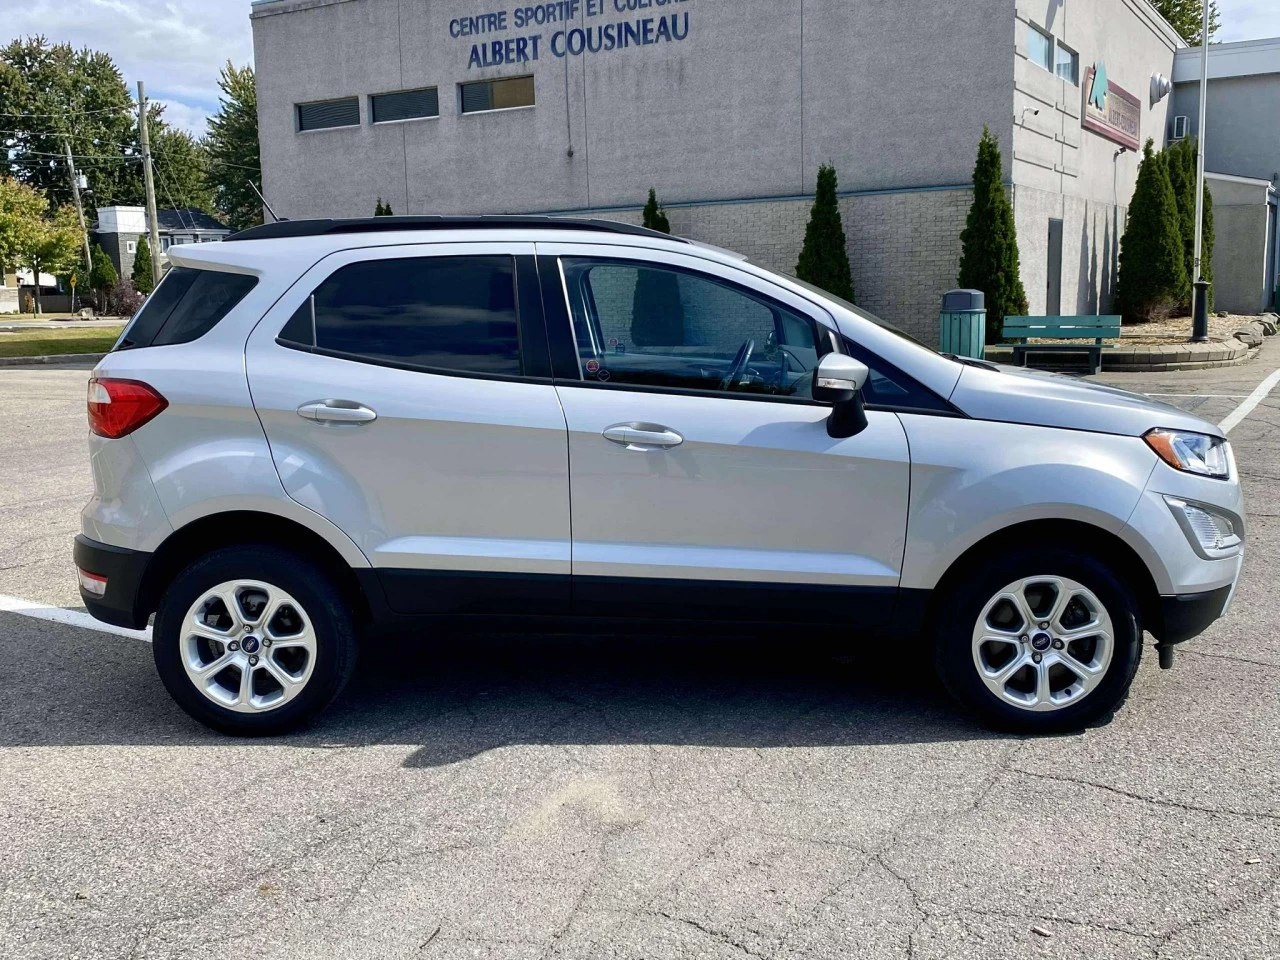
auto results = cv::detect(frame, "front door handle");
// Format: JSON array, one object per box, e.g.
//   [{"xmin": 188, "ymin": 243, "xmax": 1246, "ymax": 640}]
[
  {"xmin": 602, "ymin": 423, "xmax": 684, "ymax": 449},
  {"xmin": 298, "ymin": 401, "xmax": 378, "ymax": 424}
]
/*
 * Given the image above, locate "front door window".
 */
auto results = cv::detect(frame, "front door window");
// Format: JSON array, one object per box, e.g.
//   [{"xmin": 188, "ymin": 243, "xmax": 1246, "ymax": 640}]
[{"xmin": 560, "ymin": 259, "xmax": 830, "ymax": 399}]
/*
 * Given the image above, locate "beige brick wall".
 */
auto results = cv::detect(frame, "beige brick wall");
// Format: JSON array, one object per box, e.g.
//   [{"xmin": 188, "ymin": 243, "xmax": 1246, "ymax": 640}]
[{"xmin": 581, "ymin": 188, "xmax": 972, "ymax": 344}]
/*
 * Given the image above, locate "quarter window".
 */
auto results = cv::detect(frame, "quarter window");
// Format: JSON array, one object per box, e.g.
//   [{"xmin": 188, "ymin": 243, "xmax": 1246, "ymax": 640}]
[
  {"xmin": 460, "ymin": 76, "xmax": 535, "ymax": 114},
  {"xmin": 282, "ymin": 256, "xmax": 521, "ymax": 376},
  {"xmin": 116, "ymin": 266, "xmax": 258, "ymax": 350},
  {"xmin": 559, "ymin": 259, "xmax": 830, "ymax": 400},
  {"xmin": 1027, "ymin": 24, "xmax": 1053, "ymax": 72}
]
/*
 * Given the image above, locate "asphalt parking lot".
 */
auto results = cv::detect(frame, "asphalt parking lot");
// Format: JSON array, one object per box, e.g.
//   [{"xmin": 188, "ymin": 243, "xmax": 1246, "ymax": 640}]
[{"xmin": 2, "ymin": 347, "xmax": 1278, "ymax": 960}]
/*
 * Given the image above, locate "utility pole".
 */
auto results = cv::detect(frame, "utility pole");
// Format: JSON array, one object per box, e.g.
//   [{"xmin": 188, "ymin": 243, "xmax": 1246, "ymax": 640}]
[
  {"xmin": 1191, "ymin": 1, "xmax": 1211, "ymax": 342},
  {"xmin": 136, "ymin": 81, "xmax": 163, "ymax": 285},
  {"xmin": 63, "ymin": 139, "xmax": 94, "ymax": 277}
]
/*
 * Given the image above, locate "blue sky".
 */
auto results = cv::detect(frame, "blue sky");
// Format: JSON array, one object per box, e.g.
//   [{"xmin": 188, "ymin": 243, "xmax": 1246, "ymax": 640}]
[{"xmin": 3, "ymin": 0, "xmax": 1275, "ymax": 137}]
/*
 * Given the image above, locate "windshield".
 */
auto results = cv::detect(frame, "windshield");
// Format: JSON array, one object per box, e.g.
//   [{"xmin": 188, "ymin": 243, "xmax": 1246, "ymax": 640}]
[{"xmin": 786, "ymin": 276, "xmax": 937, "ymax": 351}]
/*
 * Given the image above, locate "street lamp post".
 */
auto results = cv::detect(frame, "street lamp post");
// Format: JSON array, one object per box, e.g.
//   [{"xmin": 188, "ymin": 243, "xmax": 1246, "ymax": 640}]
[{"xmin": 1191, "ymin": 0, "xmax": 1211, "ymax": 342}]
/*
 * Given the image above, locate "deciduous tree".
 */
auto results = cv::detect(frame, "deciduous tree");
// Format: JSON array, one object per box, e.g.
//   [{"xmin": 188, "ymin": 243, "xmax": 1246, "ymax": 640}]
[{"xmin": 1150, "ymin": 0, "xmax": 1220, "ymax": 45}]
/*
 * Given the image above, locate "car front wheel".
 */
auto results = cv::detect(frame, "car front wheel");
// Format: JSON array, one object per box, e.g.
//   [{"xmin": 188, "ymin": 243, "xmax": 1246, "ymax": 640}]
[
  {"xmin": 933, "ymin": 546, "xmax": 1143, "ymax": 733},
  {"xmin": 152, "ymin": 545, "xmax": 358, "ymax": 735}
]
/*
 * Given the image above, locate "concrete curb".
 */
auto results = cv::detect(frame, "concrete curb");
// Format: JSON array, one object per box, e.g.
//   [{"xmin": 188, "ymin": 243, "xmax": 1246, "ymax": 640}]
[{"xmin": 0, "ymin": 353, "xmax": 105, "ymax": 368}]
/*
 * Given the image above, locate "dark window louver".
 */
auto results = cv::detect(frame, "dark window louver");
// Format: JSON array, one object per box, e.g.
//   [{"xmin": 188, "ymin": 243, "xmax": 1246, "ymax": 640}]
[
  {"xmin": 372, "ymin": 88, "xmax": 439, "ymax": 123},
  {"xmin": 460, "ymin": 76, "xmax": 534, "ymax": 114},
  {"xmin": 296, "ymin": 97, "xmax": 360, "ymax": 131}
]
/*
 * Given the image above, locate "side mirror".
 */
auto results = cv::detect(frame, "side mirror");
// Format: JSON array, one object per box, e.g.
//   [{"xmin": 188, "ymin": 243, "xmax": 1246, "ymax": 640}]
[{"xmin": 812, "ymin": 354, "xmax": 871, "ymax": 439}]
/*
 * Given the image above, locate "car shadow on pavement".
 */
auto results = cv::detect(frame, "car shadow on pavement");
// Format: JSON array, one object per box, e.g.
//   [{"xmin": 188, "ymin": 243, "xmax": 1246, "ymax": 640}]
[{"xmin": 0, "ymin": 612, "xmax": 1002, "ymax": 758}]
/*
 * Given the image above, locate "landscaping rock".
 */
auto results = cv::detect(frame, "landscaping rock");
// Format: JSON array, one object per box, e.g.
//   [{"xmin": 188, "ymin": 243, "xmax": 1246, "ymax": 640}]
[
  {"xmin": 1233, "ymin": 323, "xmax": 1265, "ymax": 348},
  {"xmin": 1260, "ymin": 314, "xmax": 1279, "ymax": 336},
  {"xmin": 77, "ymin": 308, "xmax": 95, "ymax": 319}
]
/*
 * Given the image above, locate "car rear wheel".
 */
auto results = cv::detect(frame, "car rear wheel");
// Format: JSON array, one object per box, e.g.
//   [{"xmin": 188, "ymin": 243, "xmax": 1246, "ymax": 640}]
[
  {"xmin": 153, "ymin": 545, "xmax": 358, "ymax": 735},
  {"xmin": 933, "ymin": 546, "xmax": 1142, "ymax": 733}
]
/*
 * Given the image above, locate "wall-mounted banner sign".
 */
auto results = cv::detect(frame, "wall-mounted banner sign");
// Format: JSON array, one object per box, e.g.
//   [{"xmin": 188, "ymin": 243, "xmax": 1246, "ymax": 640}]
[
  {"xmin": 449, "ymin": 0, "xmax": 692, "ymax": 69},
  {"xmin": 1082, "ymin": 63, "xmax": 1141, "ymax": 151}
]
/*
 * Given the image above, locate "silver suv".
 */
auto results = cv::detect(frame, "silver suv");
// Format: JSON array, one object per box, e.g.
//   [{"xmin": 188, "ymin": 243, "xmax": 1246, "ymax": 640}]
[{"xmin": 75, "ymin": 217, "xmax": 1244, "ymax": 735}]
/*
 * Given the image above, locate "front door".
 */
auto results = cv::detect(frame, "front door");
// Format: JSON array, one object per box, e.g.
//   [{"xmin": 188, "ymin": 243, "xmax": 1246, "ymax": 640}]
[
  {"xmin": 1047, "ymin": 218, "xmax": 1064, "ymax": 315},
  {"xmin": 245, "ymin": 243, "xmax": 571, "ymax": 616},
  {"xmin": 537, "ymin": 244, "xmax": 912, "ymax": 626}
]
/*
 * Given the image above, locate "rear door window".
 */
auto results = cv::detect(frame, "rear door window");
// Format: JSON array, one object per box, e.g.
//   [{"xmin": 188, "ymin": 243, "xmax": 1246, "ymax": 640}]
[
  {"xmin": 116, "ymin": 266, "xmax": 258, "ymax": 349},
  {"xmin": 278, "ymin": 255, "xmax": 522, "ymax": 377}
]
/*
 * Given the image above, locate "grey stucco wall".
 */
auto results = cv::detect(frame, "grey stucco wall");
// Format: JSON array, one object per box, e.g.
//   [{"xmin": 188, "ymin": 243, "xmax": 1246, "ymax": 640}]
[
  {"xmin": 1171, "ymin": 74, "xmax": 1280, "ymax": 184},
  {"xmin": 252, "ymin": 0, "xmax": 1011, "ymax": 219},
  {"xmin": 1011, "ymin": 0, "xmax": 1179, "ymax": 316}
]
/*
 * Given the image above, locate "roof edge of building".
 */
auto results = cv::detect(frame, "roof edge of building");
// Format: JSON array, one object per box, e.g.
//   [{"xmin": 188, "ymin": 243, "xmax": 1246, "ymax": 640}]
[{"xmin": 1173, "ymin": 36, "xmax": 1280, "ymax": 82}]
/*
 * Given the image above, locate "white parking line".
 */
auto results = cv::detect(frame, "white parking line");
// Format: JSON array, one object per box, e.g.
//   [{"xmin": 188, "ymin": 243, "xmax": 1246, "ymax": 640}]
[
  {"xmin": 1219, "ymin": 367, "xmax": 1280, "ymax": 435},
  {"xmin": 0, "ymin": 594, "xmax": 151, "ymax": 641}
]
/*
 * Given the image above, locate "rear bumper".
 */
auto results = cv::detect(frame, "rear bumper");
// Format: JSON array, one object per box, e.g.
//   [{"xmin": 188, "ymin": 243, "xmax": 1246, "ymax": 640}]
[
  {"xmin": 74, "ymin": 535, "xmax": 151, "ymax": 629},
  {"xmin": 1156, "ymin": 584, "xmax": 1235, "ymax": 646}
]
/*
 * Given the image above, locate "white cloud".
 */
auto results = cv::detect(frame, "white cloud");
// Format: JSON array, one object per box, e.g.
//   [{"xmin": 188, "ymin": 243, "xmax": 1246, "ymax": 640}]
[
  {"xmin": 3, "ymin": 0, "xmax": 254, "ymax": 136},
  {"xmin": 1216, "ymin": 1, "xmax": 1279, "ymax": 43}
]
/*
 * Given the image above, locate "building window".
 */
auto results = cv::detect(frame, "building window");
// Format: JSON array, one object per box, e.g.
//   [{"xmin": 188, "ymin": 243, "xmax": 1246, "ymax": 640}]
[
  {"xmin": 459, "ymin": 76, "xmax": 534, "ymax": 114},
  {"xmin": 296, "ymin": 97, "xmax": 360, "ymax": 132},
  {"xmin": 1056, "ymin": 42, "xmax": 1079, "ymax": 84},
  {"xmin": 1027, "ymin": 24, "xmax": 1053, "ymax": 72},
  {"xmin": 371, "ymin": 87, "xmax": 440, "ymax": 124},
  {"xmin": 126, "ymin": 240, "xmax": 137, "ymax": 254}
]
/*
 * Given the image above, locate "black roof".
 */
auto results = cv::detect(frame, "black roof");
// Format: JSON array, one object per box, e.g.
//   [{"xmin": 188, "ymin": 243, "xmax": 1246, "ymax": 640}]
[
  {"xmin": 156, "ymin": 208, "xmax": 230, "ymax": 232},
  {"xmin": 224, "ymin": 215, "xmax": 687, "ymax": 243}
]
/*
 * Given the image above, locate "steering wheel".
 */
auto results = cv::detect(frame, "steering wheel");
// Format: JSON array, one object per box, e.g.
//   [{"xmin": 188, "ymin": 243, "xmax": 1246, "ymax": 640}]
[{"xmin": 719, "ymin": 338, "xmax": 756, "ymax": 391}]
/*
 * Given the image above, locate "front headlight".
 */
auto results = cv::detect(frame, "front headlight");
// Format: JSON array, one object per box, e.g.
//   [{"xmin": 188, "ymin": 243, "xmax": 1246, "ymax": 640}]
[{"xmin": 1144, "ymin": 429, "xmax": 1231, "ymax": 480}]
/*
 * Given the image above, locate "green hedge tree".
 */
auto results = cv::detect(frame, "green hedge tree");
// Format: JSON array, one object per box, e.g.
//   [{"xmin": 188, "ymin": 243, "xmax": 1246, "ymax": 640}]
[
  {"xmin": 1164, "ymin": 137, "xmax": 1214, "ymax": 313},
  {"xmin": 957, "ymin": 127, "xmax": 1028, "ymax": 341},
  {"xmin": 1116, "ymin": 139, "xmax": 1187, "ymax": 323},
  {"xmin": 90, "ymin": 243, "xmax": 118, "ymax": 310},
  {"xmin": 631, "ymin": 188, "xmax": 682, "ymax": 346},
  {"xmin": 374, "ymin": 198, "xmax": 394, "ymax": 216},
  {"xmin": 796, "ymin": 165, "xmax": 854, "ymax": 302},
  {"xmin": 641, "ymin": 187, "xmax": 670, "ymax": 234},
  {"xmin": 131, "ymin": 235, "xmax": 155, "ymax": 294}
]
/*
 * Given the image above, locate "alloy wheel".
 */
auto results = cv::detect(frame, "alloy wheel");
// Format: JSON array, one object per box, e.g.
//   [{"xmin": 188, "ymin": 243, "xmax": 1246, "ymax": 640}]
[
  {"xmin": 180, "ymin": 579, "xmax": 318, "ymax": 713},
  {"xmin": 971, "ymin": 575, "xmax": 1114, "ymax": 712}
]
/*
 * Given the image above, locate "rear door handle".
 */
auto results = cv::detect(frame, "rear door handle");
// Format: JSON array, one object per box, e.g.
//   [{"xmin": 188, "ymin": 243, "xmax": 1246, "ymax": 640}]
[
  {"xmin": 297, "ymin": 401, "xmax": 378, "ymax": 424},
  {"xmin": 602, "ymin": 423, "xmax": 684, "ymax": 449}
]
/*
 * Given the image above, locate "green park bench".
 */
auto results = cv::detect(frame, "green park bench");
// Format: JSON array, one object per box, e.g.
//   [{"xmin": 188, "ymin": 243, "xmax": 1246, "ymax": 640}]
[{"xmin": 1002, "ymin": 315, "xmax": 1122, "ymax": 375}]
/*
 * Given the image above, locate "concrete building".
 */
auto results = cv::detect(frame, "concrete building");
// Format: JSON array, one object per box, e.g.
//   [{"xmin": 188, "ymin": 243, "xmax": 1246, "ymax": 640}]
[
  {"xmin": 1170, "ymin": 38, "xmax": 1280, "ymax": 314},
  {"xmin": 251, "ymin": 0, "xmax": 1187, "ymax": 340},
  {"xmin": 94, "ymin": 206, "xmax": 232, "ymax": 282}
]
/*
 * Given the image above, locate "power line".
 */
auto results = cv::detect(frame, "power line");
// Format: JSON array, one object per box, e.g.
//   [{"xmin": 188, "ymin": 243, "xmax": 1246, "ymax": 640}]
[{"xmin": 0, "ymin": 104, "xmax": 135, "ymax": 119}]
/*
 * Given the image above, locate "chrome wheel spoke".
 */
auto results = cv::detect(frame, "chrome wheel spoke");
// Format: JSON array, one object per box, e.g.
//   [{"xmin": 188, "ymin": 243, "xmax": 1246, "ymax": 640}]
[
  {"xmin": 180, "ymin": 579, "xmax": 317, "ymax": 715},
  {"xmin": 972, "ymin": 575, "xmax": 1115, "ymax": 714}
]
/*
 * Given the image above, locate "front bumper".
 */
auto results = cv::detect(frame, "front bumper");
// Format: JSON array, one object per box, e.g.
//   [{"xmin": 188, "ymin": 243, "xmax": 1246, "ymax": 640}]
[
  {"xmin": 1158, "ymin": 583, "xmax": 1235, "ymax": 646},
  {"xmin": 74, "ymin": 535, "xmax": 151, "ymax": 629}
]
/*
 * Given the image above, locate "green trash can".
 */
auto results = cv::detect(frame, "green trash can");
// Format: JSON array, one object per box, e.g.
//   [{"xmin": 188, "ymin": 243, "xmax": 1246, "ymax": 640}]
[{"xmin": 939, "ymin": 289, "xmax": 986, "ymax": 359}]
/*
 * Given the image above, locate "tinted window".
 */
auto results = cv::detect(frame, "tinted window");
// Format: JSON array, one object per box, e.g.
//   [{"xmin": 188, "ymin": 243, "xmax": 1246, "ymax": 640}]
[
  {"xmin": 560, "ymin": 259, "xmax": 829, "ymax": 399},
  {"xmin": 460, "ymin": 76, "xmax": 534, "ymax": 113},
  {"xmin": 372, "ymin": 87, "xmax": 439, "ymax": 123},
  {"xmin": 116, "ymin": 266, "xmax": 257, "ymax": 350},
  {"xmin": 297, "ymin": 97, "xmax": 360, "ymax": 131},
  {"xmin": 303, "ymin": 256, "xmax": 521, "ymax": 376}
]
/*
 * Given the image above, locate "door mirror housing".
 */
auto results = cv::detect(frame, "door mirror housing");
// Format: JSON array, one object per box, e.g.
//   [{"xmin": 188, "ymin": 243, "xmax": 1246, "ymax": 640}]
[{"xmin": 812, "ymin": 354, "xmax": 871, "ymax": 439}]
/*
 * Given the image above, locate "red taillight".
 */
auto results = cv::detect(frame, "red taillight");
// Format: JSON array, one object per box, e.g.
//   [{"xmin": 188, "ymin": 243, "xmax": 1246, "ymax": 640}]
[{"xmin": 87, "ymin": 378, "xmax": 168, "ymax": 439}]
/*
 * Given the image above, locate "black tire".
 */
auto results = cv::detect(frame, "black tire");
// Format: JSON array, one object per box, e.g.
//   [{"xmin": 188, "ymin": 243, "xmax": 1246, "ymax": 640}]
[
  {"xmin": 152, "ymin": 544, "xmax": 358, "ymax": 736},
  {"xmin": 933, "ymin": 545, "xmax": 1142, "ymax": 733}
]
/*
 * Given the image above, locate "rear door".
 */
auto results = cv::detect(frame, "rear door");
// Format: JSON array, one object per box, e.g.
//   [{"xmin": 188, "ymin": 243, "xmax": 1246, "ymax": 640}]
[
  {"xmin": 244, "ymin": 242, "xmax": 571, "ymax": 615},
  {"xmin": 537, "ymin": 243, "xmax": 912, "ymax": 626}
]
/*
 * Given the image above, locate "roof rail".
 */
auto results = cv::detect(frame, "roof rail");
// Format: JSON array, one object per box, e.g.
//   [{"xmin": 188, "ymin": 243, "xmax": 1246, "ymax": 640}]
[{"xmin": 224, "ymin": 215, "xmax": 688, "ymax": 243}]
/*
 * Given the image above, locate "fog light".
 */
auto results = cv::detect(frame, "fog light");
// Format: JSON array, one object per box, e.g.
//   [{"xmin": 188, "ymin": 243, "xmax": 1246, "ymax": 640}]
[
  {"xmin": 1165, "ymin": 497, "xmax": 1242, "ymax": 556},
  {"xmin": 77, "ymin": 568, "xmax": 108, "ymax": 597}
]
